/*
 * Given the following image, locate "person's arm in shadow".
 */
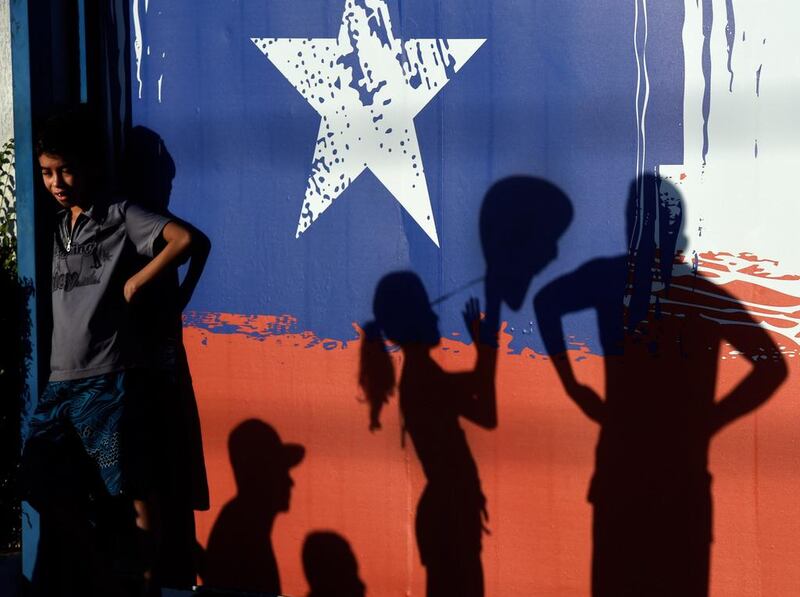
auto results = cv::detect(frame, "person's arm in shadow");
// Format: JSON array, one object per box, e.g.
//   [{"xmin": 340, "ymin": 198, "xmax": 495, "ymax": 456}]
[
  {"xmin": 707, "ymin": 287, "xmax": 788, "ymax": 435},
  {"xmin": 534, "ymin": 266, "xmax": 605, "ymax": 424},
  {"xmin": 176, "ymin": 220, "xmax": 211, "ymax": 311},
  {"xmin": 451, "ymin": 297, "xmax": 498, "ymax": 430}
]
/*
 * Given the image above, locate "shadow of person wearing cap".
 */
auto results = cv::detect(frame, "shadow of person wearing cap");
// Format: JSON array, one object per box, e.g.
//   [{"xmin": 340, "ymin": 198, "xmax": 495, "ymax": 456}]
[{"xmin": 201, "ymin": 419, "xmax": 305, "ymax": 594}]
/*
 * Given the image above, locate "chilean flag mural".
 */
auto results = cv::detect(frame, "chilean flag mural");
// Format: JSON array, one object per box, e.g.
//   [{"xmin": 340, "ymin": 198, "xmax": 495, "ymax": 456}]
[{"xmin": 131, "ymin": 1, "xmax": 798, "ymax": 595}]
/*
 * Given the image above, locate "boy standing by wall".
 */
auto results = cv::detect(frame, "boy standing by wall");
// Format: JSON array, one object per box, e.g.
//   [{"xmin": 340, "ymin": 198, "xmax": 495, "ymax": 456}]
[{"xmin": 23, "ymin": 109, "xmax": 193, "ymax": 596}]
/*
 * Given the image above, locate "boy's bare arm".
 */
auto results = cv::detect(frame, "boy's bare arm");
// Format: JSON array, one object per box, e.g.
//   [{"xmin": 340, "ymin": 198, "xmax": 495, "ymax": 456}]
[
  {"xmin": 124, "ymin": 221, "xmax": 192, "ymax": 302},
  {"xmin": 177, "ymin": 225, "xmax": 211, "ymax": 311}
]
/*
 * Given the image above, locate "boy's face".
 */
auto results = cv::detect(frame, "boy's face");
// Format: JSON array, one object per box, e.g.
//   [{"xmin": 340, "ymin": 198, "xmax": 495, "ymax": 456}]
[{"xmin": 38, "ymin": 153, "xmax": 84, "ymax": 209}]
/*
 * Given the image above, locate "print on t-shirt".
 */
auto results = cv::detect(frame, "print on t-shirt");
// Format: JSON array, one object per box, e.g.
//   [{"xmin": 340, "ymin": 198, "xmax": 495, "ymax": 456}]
[{"xmin": 52, "ymin": 228, "xmax": 116, "ymax": 293}]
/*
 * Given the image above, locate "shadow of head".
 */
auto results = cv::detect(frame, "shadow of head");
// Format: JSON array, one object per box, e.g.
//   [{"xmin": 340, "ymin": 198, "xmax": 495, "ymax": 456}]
[
  {"xmin": 302, "ymin": 531, "xmax": 365, "ymax": 597},
  {"xmin": 626, "ymin": 173, "xmax": 688, "ymax": 258},
  {"xmin": 625, "ymin": 174, "xmax": 690, "ymax": 325},
  {"xmin": 480, "ymin": 177, "xmax": 573, "ymax": 310},
  {"xmin": 123, "ymin": 125, "xmax": 176, "ymax": 212},
  {"xmin": 373, "ymin": 271, "xmax": 439, "ymax": 347},
  {"xmin": 228, "ymin": 419, "xmax": 305, "ymax": 513}
]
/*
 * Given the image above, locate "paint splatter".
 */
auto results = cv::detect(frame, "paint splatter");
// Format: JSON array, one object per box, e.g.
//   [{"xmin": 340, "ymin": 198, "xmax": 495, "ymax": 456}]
[
  {"xmin": 724, "ymin": 0, "xmax": 736, "ymax": 91},
  {"xmin": 133, "ymin": 0, "xmax": 144, "ymax": 99},
  {"xmin": 755, "ymin": 64, "xmax": 762, "ymax": 96},
  {"xmin": 658, "ymin": 1, "xmax": 800, "ymax": 346},
  {"xmin": 700, "ymin": 0, "xmax": 713, "ymax": 165},
  {"xmin": 633, "ymin": 0, "xmax": 650, "ymax": 191}
]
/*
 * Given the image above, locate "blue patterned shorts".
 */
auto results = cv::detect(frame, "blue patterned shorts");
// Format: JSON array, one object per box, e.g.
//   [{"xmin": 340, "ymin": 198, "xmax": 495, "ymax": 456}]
[{"xmin": 26, "ymin": 372, "xmax": 126, "ymax": 496}]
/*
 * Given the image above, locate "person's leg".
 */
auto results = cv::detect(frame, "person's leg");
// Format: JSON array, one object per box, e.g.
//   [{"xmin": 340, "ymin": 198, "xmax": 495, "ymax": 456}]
[
  {"xmin": 132, "ymin": 494, "xmax": 161, "ymax": 596},
  {"xmin": 70, "ymin": 374, "xmax": 126, "ymax": 496},
  {"xmin": 123, "ymin": 369, "xmax": 164, "ymax": 595},
  {"xmin": 155, "ymin": 358, "xmax": 203, "ymax": 588},
  {"xmin": 69, "ymin": 372, "xmax": 154, "ymax": 594},
  {"xmin": 23, "ymin": 380, "xmax": 114, "ymax": 596}
]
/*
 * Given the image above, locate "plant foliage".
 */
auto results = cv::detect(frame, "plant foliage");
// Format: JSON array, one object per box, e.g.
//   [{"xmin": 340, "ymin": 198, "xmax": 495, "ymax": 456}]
[
  {"xmin": 0, "ymin": 137, "xmax": 16, "ymax": 272},
  {"xmin": 0, "ymin": 137, "xmax": 22, "ymax": 551}
]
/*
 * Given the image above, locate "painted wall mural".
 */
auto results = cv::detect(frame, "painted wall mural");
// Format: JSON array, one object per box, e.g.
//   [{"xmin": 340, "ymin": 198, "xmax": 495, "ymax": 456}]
[
  {"xmin": 252, "ymin": 2, "xmax": 484, "ymax": 244},
  {"xmin": 131, "ymin": 1, "xmax": 799, "ymax": 595}
]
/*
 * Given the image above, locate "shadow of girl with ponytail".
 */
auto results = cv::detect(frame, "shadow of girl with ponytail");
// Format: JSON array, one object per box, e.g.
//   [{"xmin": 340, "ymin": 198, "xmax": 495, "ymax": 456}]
[
  {"xmin": 359, "ymin": 272, "xmax": 496, "ymax": 597},
  {"xmin": 358, "ymin": 177, "xmax": 573, "ymax": 596}
]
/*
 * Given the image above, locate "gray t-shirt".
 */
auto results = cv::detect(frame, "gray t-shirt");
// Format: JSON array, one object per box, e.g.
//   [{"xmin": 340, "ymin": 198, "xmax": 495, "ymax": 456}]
[{"xmin": 49, "ymin": 199, "xmax": 171, "ymax": 381}]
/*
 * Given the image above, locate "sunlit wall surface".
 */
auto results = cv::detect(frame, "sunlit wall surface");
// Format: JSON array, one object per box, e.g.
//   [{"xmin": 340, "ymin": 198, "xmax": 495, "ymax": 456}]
[
  {"xmin": 132, "ymin": 1, "xmax": 800, "ymax": 595},
  {"xmin": 0, "ymin": 2, "xmax": 13, "ymax": 142}
]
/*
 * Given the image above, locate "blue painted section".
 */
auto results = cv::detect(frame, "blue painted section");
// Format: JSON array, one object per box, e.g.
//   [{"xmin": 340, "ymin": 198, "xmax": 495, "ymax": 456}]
[
  {"xmin": 20, "ymin": 502, "xmax": 38, "ymax": 581},
  {"xmin": 10, "ymin": 0, "xmax": 40, "ymax": 580},
  {"xmin": 77, "ymin": 0, "xmax": 88, "ymax": 102},
  {"xmin": 132, "ymin": 0, "xmax": 684, "ymax": 355}
]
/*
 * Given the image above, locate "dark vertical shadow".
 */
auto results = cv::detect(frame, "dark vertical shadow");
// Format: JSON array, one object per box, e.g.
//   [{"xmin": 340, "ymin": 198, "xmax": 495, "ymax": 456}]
[
  {"xmin": 123, "ymin": 126, "xmax": 211, "ymax": 588},
  {"xmin": 535, "ymin": 174, "xmax": 788, "ymax": 597},
  {"xmin": 202, "ymin": 419, "xmax": 305, "ymax": 595},
  {"xmin": 0, "ymin": 213, "xmax": 31, "ymax": 556},
  {"xmin": 302, "ymin": 531, "xmax": 365, "ymax": 597},
  {"xmin": 23, "ymin": 422, "xmax": 121, "ymax": 597},
  {"xmin": 358, "ymin": 177, "xmax": 572, "ymax": 597}
]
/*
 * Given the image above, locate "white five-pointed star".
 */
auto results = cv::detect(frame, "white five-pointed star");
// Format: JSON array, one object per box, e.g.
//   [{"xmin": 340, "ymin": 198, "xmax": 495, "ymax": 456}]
[{"xmin": 252, "ymin": 0, "xmax": 485, "ymax": 246}]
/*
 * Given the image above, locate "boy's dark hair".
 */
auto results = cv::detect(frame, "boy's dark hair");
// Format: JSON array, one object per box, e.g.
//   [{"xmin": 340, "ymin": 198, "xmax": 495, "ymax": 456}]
[{"xmin": 35, "ymin": 106, "xmax": 99, "ymax": 167}]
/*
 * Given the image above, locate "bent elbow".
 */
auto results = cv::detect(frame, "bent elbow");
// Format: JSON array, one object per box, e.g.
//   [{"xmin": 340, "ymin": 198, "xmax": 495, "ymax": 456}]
[
  {"xmin": 178, "ymin": 227, "xmax": 193, "ymax": 250},
  {"xmin": 172, "ymin": 228, "xmax": 193, "ymax": 265}
]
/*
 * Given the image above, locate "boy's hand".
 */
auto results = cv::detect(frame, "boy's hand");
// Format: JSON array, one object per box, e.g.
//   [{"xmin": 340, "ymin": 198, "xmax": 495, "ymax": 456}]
[{"xmin": 124, "ymin": 274, "xmax": 143, "ymax": 303}]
